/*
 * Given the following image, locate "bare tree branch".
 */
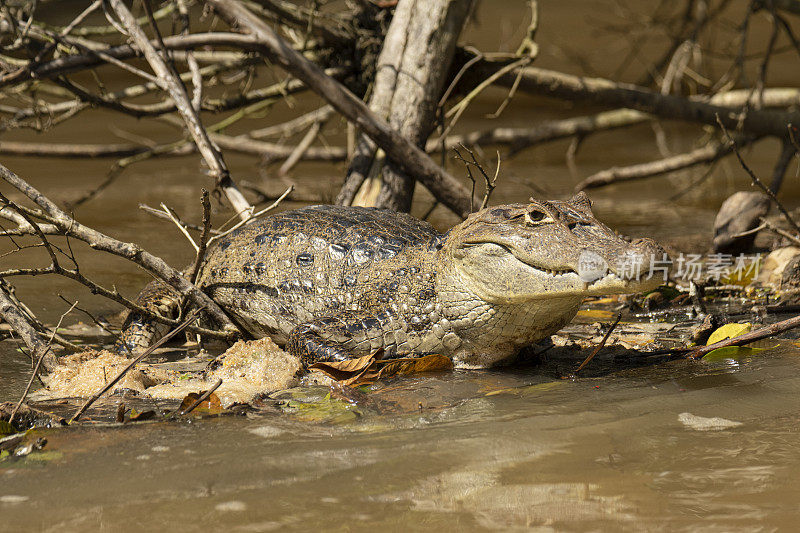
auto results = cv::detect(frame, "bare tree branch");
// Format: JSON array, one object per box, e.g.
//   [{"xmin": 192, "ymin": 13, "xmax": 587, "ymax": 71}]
[{"xmin": 206, "ymin": 0, "xmax": 475, "ymax": 218}]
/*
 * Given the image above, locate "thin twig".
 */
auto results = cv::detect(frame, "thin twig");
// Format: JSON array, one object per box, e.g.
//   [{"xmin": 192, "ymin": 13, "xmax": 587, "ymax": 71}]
[
  {"xmin": 574, "ymin": 312, "xmax": 622, "ymax": 373},
  {"xmin": 208, "ymin": 185, "xmax": 293, "ymax": 245},
  {"xmin": 160, "ymin": 203, "xmax": 199, "ymax": 252},
  {"xmin": 56, "ymin": 294, "xmax": 120, "ymax": 342},
  {"xmin": 763, "ymin": 218, "xmax": 800, "ymax": 247},
  {"xmin": 715, "ymin": 114, "xmax": 800, "ymax": 236},
  {"xmin": 189, "ymin": 189, "xmax": 212, "ymax": 285},
  {"xmin": 139, "ymin": 203, "xmax": 222, "ymax": 235},
  {"xmin": 278, "ymin": 120, "xmax": 324, "ymax": 177},
  {"xmin": 453, "ymin": 144, "xmax": 499, "ymax": 211}
]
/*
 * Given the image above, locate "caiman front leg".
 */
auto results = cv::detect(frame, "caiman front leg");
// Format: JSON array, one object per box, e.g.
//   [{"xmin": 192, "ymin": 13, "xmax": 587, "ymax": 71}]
[{"xmin": 286, "ymin": 312, "xmax": 397, "ymax": 367}]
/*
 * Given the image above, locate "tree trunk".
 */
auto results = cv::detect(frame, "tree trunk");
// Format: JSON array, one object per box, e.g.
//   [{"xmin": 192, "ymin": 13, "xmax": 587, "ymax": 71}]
[{"xmin": 338, "ymin": 0, "xmax": 474, "ymax": 212}]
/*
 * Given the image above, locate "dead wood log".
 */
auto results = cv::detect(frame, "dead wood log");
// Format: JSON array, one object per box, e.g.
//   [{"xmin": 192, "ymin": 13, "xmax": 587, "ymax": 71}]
[
  {"xmin": 0, "ymin": 281, "xmax": 57, "ymax": 373},
  {"xmin": 206, "ymin": 0, "xmax": 475, "ymax": 218},
  {"xmin": 472, "ymin": 59, "xmax": 800, "ymax": 140},
  {"xmin": 343, "ymin": 0, "xmax": 475, "ymax": 211}
]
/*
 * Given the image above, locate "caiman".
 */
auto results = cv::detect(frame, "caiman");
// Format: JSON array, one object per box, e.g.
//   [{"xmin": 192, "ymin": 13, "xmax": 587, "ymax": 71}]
[{"xmin": 118, "ymin": 193, "xmax": 667, "ymax": 368}]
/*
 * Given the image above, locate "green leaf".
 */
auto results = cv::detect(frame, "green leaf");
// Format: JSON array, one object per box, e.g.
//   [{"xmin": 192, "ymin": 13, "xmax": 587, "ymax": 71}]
[
  {"xmin": 284, "ymin": 396, "xmax": 361, "ymax": 424},
  {"xmin": 707, "ymin": 322, "xmax": 752, "ymax": 345},
  {"xmin": 702, "ymin": 346, "xmax": 764, "ymax": 362},
  {"xmin": 24, "ymin": 450, "xmax": 63, "ymax": 462}
]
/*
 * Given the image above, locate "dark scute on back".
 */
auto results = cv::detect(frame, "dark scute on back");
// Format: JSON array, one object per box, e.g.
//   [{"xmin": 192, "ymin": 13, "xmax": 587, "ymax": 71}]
[{"xmin": 217, "ymin": 205, "xmax": 439, "ymax": 251}]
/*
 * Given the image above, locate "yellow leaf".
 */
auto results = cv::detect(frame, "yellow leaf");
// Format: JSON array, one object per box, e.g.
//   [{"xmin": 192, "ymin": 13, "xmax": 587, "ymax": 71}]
[
  {"xmin": 576, "ymin": 309, "xmax": 615, "ymax": 321},
  {"xmin": 707, "ymin": 322, "xmax": 751, "ymax": 345}
]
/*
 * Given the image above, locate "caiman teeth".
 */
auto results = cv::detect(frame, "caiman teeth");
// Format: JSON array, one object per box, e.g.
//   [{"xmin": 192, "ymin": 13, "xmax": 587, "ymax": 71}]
[{"xmin": 541, "ymin": 267, "xmax": 574, "ymax": 276}]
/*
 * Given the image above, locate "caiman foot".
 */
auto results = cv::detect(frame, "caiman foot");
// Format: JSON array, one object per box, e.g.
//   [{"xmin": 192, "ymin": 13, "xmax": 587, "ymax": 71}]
[{"xmin": 286, "ymin": 313, "xmax": 390, "ymax": 367}]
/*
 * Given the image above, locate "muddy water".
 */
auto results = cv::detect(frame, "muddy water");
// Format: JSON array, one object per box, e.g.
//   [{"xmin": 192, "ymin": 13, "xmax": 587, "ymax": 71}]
[
  {"xmin": 2, "ymin": 1, "xmax": 800, "ymax": 530},
  {"xmin": 4, "ymin": 350, "xmax": 800, "ymax": 531}
]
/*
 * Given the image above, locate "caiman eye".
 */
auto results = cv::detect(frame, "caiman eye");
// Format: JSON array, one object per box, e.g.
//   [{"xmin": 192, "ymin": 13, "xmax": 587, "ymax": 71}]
[{"xmin": 525, "ymin": 209, "xmax": 554, "ymax": 226}]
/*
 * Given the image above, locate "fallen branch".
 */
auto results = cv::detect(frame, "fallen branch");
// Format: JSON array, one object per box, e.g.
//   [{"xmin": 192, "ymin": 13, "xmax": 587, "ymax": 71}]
[
  {"xmin": 189, "ymin": 190, "xmax": 212, "ymax": 285},
  {"xmin": 107, "ymin": 0, "xmax": 252, "ymax": 221},
  {"xmin": 472, "ymin": 59, "xmax": 800, "ymax": 140},
  {"xmin": 0, "ymin": 163, "xmax": 241, "ymax": 338},
  {"xmin": 575, "ymin": 136, "xmax": 750, "ymax": 191},
  {"xmin": 0, "ymin": 281, "xmax": 57, "ymax": 373},
  {"xmin": 431, "ymin": 108, "xmax": 650, "ymax": 154}
]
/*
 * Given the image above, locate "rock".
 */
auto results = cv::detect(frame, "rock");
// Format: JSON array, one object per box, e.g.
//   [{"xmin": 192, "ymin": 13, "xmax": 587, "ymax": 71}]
[
  {"xmin": 713, "ymin": 191, "xmax": 770, "ymax": 254},
  {"xmin": 780, "ymin": 254, "xmax": 800, "ymax": 288},
  {"xmin": 756, "ymin": 246, "xmax": 800, "ymax": 286},
  {"xmin": 678, "ymin": 412, "xmax": 742, "ymax": 431}
]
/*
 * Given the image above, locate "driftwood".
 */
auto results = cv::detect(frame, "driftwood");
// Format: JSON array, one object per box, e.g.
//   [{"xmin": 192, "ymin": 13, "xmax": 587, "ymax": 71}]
[
  {"xmin": 342, "ymin": 0, "xmax": 475, "ymax": 211},
  {"xmin": 472, "ymin": 60, "xmax": 800, "ymax": 142}
]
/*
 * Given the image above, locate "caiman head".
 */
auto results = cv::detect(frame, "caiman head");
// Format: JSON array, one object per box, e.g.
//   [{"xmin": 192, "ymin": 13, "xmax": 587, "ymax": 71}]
[{"xmin": 442, "ymin": 192, "xmax": 668, "ymax": 304}]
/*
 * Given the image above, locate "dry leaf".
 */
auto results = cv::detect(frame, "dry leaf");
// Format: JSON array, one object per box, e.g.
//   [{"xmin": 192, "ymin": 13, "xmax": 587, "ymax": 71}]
[
  {"xmin": 309, "ymin": 354, "xmax": 377, "ymax": 381},
  {"xmin": 179, "ymin": 392, "xmax": 224, "ymax": 415},
  {"xmin": 128, "ymin": 409, "xmax": 155, "ymax": 422},
  {"xmin": 310, "ymin": 353, "xmax": 453, "ymax": 386},
  {"xmin": 376, "ymin": 354, "xmax": 453, "ymax": 379}
]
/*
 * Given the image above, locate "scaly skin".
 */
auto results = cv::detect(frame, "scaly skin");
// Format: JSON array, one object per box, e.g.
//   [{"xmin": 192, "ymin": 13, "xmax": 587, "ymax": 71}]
[{"xmin": 117, "ymin": 194, "xmax": 667, "ymax": 368}]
